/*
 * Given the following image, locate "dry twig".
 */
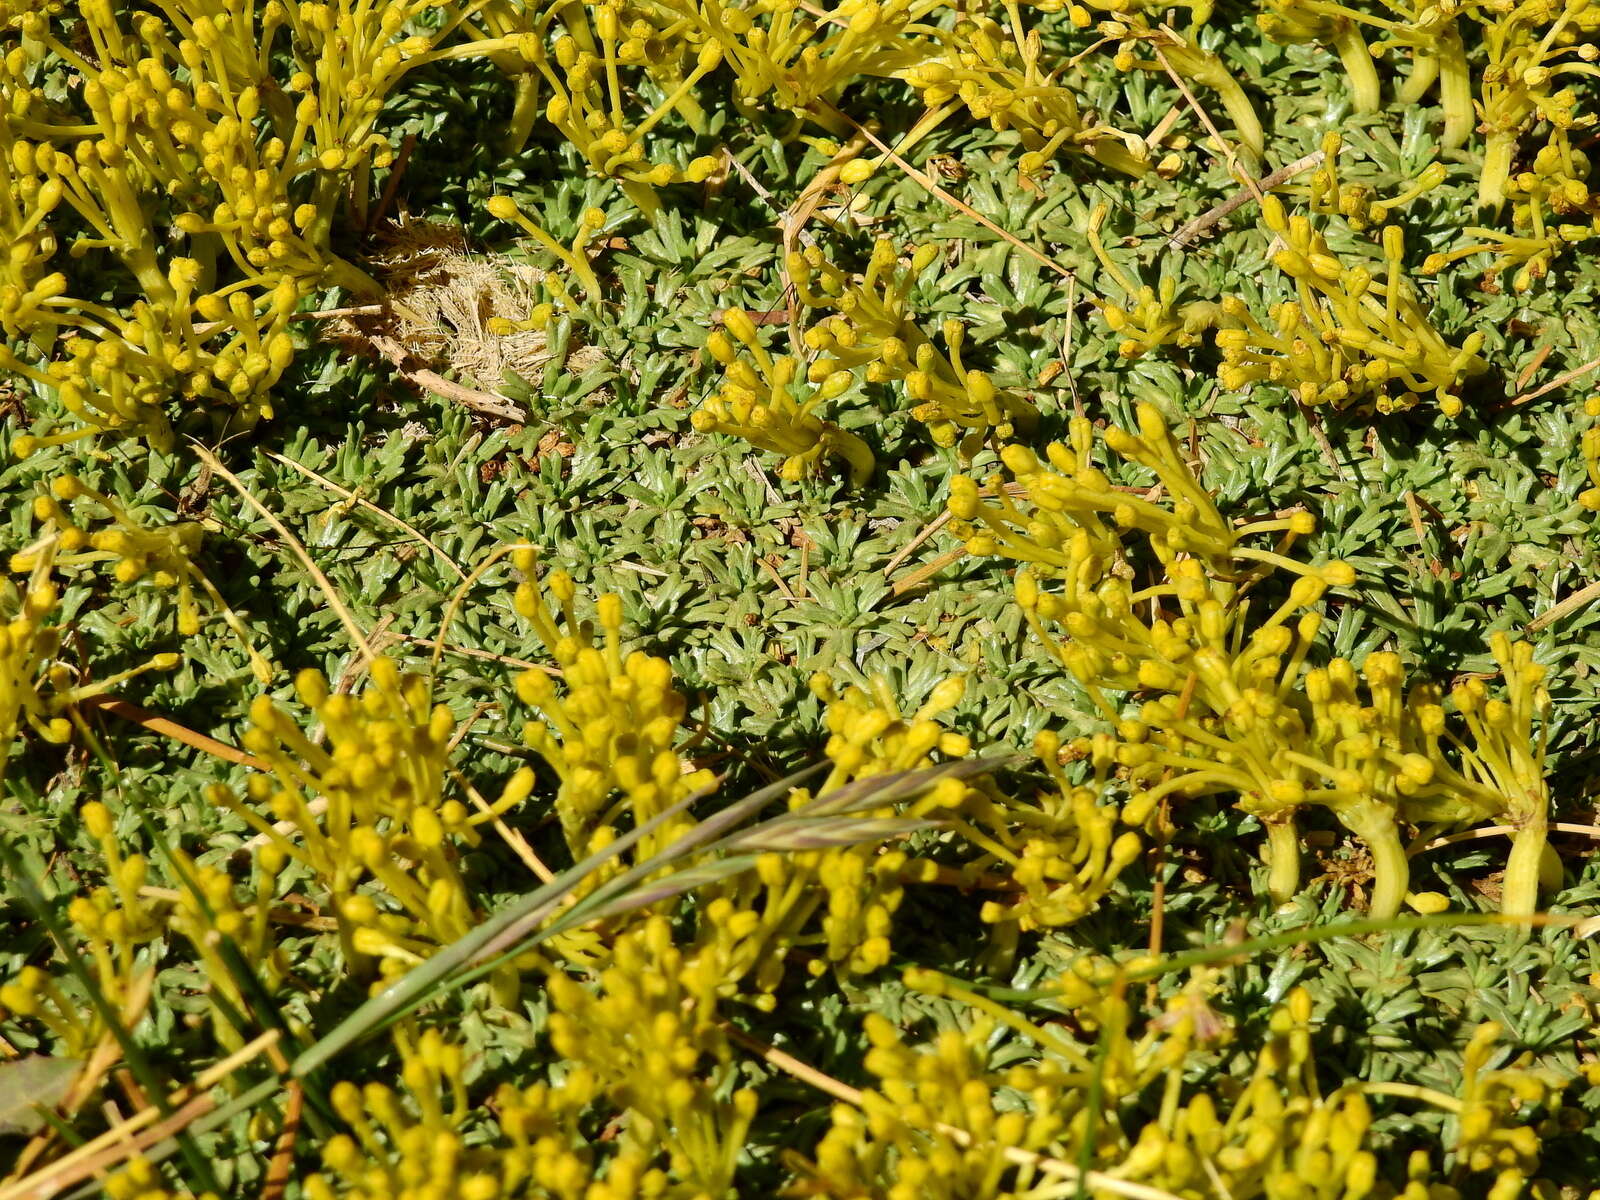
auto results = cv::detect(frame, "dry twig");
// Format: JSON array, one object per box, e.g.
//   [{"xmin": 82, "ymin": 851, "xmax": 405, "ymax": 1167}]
[
  {"xmin": 76, "ymin": 695, "xmax": 266, "ymax": 770},
  {"xmin": 367, "ymin": 332, "xmax": 529, "ymax": 423},
  {"xmin": 1507, "ymin": 351, "xmax": 1600, "ymax": 407},
  {"xmin": 1167, "ymin": 150, "xmax": 1325, "ymax": 248}
]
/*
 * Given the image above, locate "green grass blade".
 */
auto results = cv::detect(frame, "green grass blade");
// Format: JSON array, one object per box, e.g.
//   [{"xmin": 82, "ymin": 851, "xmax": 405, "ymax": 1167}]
[{"xmin": 290, "ymin": 764, "xmax": 819, "ymax": 1077}]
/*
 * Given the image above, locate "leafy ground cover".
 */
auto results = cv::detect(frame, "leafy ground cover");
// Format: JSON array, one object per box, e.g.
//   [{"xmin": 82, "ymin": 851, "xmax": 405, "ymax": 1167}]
[{"xmin": 4, "ymin": 0, "xmax": 1600, "ymax": 1196}]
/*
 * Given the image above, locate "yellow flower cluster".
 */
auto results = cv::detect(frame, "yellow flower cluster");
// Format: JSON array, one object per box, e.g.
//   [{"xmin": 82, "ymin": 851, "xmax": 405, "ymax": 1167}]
[
  {"xmin": 683, "ymin": 673, "xmax": 961, "ymax": 992},
  {"xmin": 543, "ymin": 0, "xmax": 1150, "ymax": 188},
  {"xmin": 305, "ymin": 1021, "xmax": 673, "ymax": 1200},
  {"xmin": 1410, "ymin": 631, "xmax": 1556, "ymax": 916},
  {"xmin": 105, "ymin": 1158, "xmax": 219, "ymax": 1200},
  {"xmin": 1087, "ymin": 203, "xmax": 1221, "ymax": 359},
  {"xmin": 1583, "ymin": 395, "xmax": 1600, "ymax": 512},
  {"xmin": 1100, "ymin": 9, "xmax": 1266, "ymax": 161},
  {"xmin": 1424, "ymin": 127, "xmax": 1599, "ymax": 287},
  {"xmin": 1257, "ymin": 0, "xmax": 1386, "ymax": 115},
  {"xmin": 798, "ymin": 1011, "xmax": 1073, "ymax": 1198},
  {"xmin": 163, "ymin": 846, "xmax": 291, "ymax": 1050},
  {"xmin": 950, "ymin": 404, "xmax": 1553, "ymax": 918},
  {"xmin": 0, "ymin": 961, "xmax": 100, "ymax": 1059},
  {"xmin": 0, "ymin": 0, "xmax": 461, "ymax": 449},
  {"xmin": 963, "ymin": 728, "xmax": 1144, "ymax": 931},
  {"xmin": 1251, "ymin": 0, "xmax": 1470, "ymax": 153},
  {"xmin": 546, "ymin": 917, "xmax": 759, "ymax": 1197},
  {"xmin": 1451, "ymin": 1021, "xmax": 1563, "ymax": 1192},
  {"xmin": 0, "ymin": 550, "xmax": 72, "ymax": 764},
  {"xmin": 518, "ymin": 3, "xmax": 724, "ymax": 218},
  {"xmin": 0, "ymin": 787, "xmax": 265, "ymax": 1111},
  {"xmin": 310, "ymin": 1028, "xmax": 481, "ymax": 1200},
  {"xmin": 512, "ymin": 552, "xmax": 714, "ymax": 858},
  {"xmin": 1115, "ymin": 991, "xmax": 1563, "ymax": 1199},
  {"xmin": 16, "ymin": 474, "xmax": 271, "ymax": 681},
  {"xmin": 0, "ymin": 801, "xmax": 165, "ymax": 1058},
  {"xmin": 692, "ymin": 307, "xmax": 877, "ymax": 484},
  {"xmin": 895, "ymin": 6, "xmax": 1152, "ymax": 181},
  {"xmin": 1473, "ymin": 0, "xmax": 1600, "ymax": 211},
  {"xmin": 647, "ymin": 0, "xmax": 935, "ymax": 123},
  {"xmin": 207, "ymin": 660, "xmax": 534, "ymax": 978},
  {"xmin": 1305, "ymin": 133, "xmax": 1450, "ymax": 233},
  {"xmin": 792, "ymin": 239, "xmax": 1038, "ymax": 453},
  {"xmin": 692, "ymin": 668, "xmax": 1143, "ymax": 997},
  {"xmin": 300, "ymin": 1024, "xmax": 601, "ymax": 1200},
  {"xmin": 1250, "ymin": 0, "xmax": 1600, "ymax": 289},
  {"xmin": 513, "ymin": 564, "xmax": 1077, "ymax": 989},
  {"xmin": 0, "ymin": 542, "xmax": 180, "ymax": 771},
  {"xmin": 9, "ymin": 797, "xmax": 288, "ymax": 1055},
  {"xmin": 795, "ymin": 674, "xmax": 965, "ymax": 967},
  {"xmin": 802, "ymin": 968, "xmax": 1565, "ymax": 1200},
  {"xmin": 18, "ymin": 478, "xmax": 204, "ymax": 593},
  {"xmin": 1117, "ymin": 990, "xmax": 1383, "ymax": 1198},
  {"xmin": 1216, "ymin": 194, "xmax": 1486, "ymax": 415},
  {"xmin": 798, "ymin": 963, "xmax": 1225, "ymax": 1199}
]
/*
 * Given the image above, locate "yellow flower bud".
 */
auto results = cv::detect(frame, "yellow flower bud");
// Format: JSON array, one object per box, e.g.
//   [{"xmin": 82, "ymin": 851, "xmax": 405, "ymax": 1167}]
[
  {"xmin": 839, "ymin": 158, "xmax": 875, "ymax": 185},
  {"xmin": 82, "ymin": 802, "xmax": 114, "ymax": 839}
]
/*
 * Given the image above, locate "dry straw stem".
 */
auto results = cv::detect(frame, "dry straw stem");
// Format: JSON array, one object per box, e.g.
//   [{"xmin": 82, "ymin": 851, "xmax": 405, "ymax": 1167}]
[
  {"xmin": 35, "ymin": 968, "xmax": 156, "ymax": 1149},
  {"xmin": 776, "ymin": 135, "xmax": 877, "ymax": 355},
  {"xmin": 882, "ymin": 510, "xmax": 955, "ymax": 577},
  {"xmin": 816, "ymin": 100, "xmax": 1084, "ymax": 288},
  {"xmin": 1417, "ymin": 820, "xmax": 1600, "ymax": 854},
  {"xmin": 428, "ymin": 542, "xmax": 536, "ymax": 678},
  {"xmin": 449, "ymin": 764, "xmax": 558, "ymax": 884},
  {"xmin": 366, "ymin": 332, "xmax": 530, "ymax": 423},
  {"xmin": 1514, "ymin": 342, "xmax": 1556, "ymax": 391},
  {"xmin": 725, "ymin": 1026, "xmax": 1186, "ymax": 1200},
  {"xmin": 1144, "ymin": 103, "xmax": 1186, "ymax": 153},
  {"xmin": 1, "ymin": 1032, "xmax": 282, "ymax": 1200},
  {"xmin": 75, "ymin": 695, "xmax": 267, "ymax": 770},
  {"xmin": 784, "ymin": 128, "xmax": 875, "ymax": 257},
  {"xmin": 890, "ymin": 546, "xmax": 966, "ymax": 596},
  {"xmin": 189, "ymin": 441, "xmax": 376, "ymax": 667},
  {"xmin": 1151, "ymin": 33, "xmax": 1260, "ymax": 199},
  {"xmin": 135, "ymin": 887, "xmax": 339, "ymax": 933},
  {"xmin": 1167, "ymin": 149, "xmax": 1326, "ymax": 248},
  {"xmin": 292, "ymin": 305, "xmax": 388, "ymax": 322},
  {"xmin": 258, "ymin": 1080, "xmax": 303, "ymax": 1200},
  {"xmin": 883, "ymin": 482, "xmax": 1027, "ymax": 578},
  {"xmin": 1507, "ymin": 351, "xmax": 1600, "ymax": 407},
  {"xmin": 368, "ymin": 133, "xmax": 419, "ymax": 234},
  {"xmin": 724, "ymin": 146, "xmax": 820, "ymax": 255},
  {"xmin": 381, "ymin": 630, "xmax": 559, "ymax": 675},
  {"xmin": 1061, "ymin": 270, "xmax": 1085, "ymax": 416},
  {"xmin": 263, "ymin": 450, "xmax": 468, "ymax": 581},
  {"xmin": 1527, "ymin": 579, "xmax": 1600, "ymax": 631},
  {"xmin": 757, "ymin": 554, "xmax": 801, "ymax": 602}
]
